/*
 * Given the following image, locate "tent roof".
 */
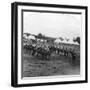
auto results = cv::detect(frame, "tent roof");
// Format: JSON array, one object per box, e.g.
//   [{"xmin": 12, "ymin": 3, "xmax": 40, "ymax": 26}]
[
  {"xmin": 55, "ymin": 38, "xmax": 79, "ymax": 45},
  {"xmin": 28, "ymin": 35, "xmax": 35, "ymax": 40}
]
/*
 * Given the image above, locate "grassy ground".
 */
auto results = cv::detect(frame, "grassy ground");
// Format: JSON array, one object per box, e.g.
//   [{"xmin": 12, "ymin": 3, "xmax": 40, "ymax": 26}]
[{"xmin": 22, "ymin": 52, "xmax": 80, "ymax": 77}]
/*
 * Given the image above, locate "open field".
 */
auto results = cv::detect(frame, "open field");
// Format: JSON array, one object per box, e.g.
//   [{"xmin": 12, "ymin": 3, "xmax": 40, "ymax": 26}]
[{"xmin": 22, "ymin": 52, "xmax": 80, "ymax": 77}]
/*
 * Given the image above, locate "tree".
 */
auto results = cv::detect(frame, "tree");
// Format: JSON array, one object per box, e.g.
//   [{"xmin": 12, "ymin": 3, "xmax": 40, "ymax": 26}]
[
  {"xmin": 65, "ymin": 38, "xmax": 69, "ymax": 42},
  {"xmin": 59, "ymin": 37, "xmax": 64, "ymax": 41},
  {"xmin": 73, "ymin": 37, "xmax": 80, "ymax": 44},
  {"xmin": 76, "ymin": 37, "xmax": 80, "ymax": 44},
  {"xmin": 37, "ymin": 33, "xmax": 43, "ymax": 39},
  {"xmin": 73, "ymin": 38, "xmax": 76, "ymax": 42},
  {"xmin": 24, "ymin": 33, "xmax": 30, "ymax": 37}
]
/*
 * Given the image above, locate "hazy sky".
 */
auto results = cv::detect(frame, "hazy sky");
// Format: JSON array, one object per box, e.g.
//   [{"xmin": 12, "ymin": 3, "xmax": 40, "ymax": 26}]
[{"xmin": 23, "ymin": 11, "xmax": 81, "ymax": 39}]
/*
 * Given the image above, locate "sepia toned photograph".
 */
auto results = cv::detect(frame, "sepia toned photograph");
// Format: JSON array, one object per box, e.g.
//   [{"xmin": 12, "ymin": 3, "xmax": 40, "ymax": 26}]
[{"xmin": 11, "ymin": 2, "xmax": 87, "ymax": 87}]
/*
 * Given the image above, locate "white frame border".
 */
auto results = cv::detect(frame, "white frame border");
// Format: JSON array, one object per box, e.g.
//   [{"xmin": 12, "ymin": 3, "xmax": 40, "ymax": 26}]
[{"xmin": 17, "ymin": 5, "xmax": 86, "ymax": 84}]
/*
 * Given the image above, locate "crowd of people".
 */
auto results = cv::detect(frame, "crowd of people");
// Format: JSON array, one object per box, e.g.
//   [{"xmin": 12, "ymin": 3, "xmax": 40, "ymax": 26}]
[{"xmin": 23, "ymin": 40, "xmax": 78, "ymax": 62}]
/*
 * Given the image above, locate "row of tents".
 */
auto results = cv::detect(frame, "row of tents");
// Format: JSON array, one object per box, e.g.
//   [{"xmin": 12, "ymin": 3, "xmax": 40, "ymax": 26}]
[
  {"xmin": 54, "ymin": 38, "xmax": 79, "ymax": 45},
  {"xmin": 23, "ymin": 34, "xmax": 79, "ymax": 45}
]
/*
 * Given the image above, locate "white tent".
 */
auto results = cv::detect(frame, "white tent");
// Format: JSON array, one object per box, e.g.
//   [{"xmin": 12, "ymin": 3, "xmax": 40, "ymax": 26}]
[
  {"xmin": 28, "ymin": 35, "xmax": 35, "ymax": 40},
  {"xmin": 65, "ymin": 39, "xmax": 73, "ymax": 44},
  {"xmin": 66, "ymin": 39, "xmax": 79, "ymax": 45},
  {"xmin": 23, "ymin": 34, "xmax": 27, "ymax": 39},
  {"xmin": 55, "ymin": 38, "xmax": 68, "ymax": 44},
  {"xmin": 62, "ymin": 39, "xmax": 68, "ymax": 44},
  {"xmin": 73, "ymin": 42, "xmax": 79, "ymax": 45},
  {"xmin": 55, "ymin": 38, "xmax": 79, "ymax": 45},
  {"xmin": 54, "ymin": 38, "xmax": 61, "ymax": 43}
]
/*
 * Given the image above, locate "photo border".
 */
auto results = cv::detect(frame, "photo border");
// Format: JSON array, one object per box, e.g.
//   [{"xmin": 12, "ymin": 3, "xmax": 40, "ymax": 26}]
[
  {"xmin": 11, "ymin": 2, "xmax": 88, "ymax": 87},
  {"xmin": 21, "ymin": 9, "xmax": 82, "ymax": 78}
]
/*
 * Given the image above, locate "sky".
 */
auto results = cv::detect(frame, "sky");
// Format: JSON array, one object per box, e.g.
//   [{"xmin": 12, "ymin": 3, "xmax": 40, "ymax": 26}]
[{"xmin": 23, "ymin": 11, "xmax": 81, "ymax": 40}]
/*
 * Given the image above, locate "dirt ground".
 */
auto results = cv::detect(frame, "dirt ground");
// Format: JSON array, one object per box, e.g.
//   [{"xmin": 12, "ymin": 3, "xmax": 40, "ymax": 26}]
[{"xmin": 22, "ymin": 53, "xmax": 80, "ymax": 77}]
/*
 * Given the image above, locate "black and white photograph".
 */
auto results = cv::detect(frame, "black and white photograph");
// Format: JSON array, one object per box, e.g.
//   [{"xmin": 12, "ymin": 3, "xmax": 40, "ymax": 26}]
[
  {"xmin": 11, "ymin": 2, "xmax": 88, "ymax": 87},
  {"xmin": 22, "ymin": 10, "xmax": 81, "ymax": 77}
]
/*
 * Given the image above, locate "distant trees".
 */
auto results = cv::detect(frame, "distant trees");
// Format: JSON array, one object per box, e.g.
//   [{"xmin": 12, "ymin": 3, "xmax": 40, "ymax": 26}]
[
  {"xmin": 65, "ymin": 38, "xmax": 69, "ymax": 42},
  {"xmin": 24, "ymin": 33, "xmax": 30, "ymax": 37},
  {"xmin": 59, "ymin": 37, "xmax": 64, "ymax": 41},
  {"xmin": 59, "ymin": 37, "xmax": 70, "ymax": 42},
  {"xmin": 23, "ymin": 33, "xmax": 30, "ymax": 40},
  {"xmin": 37, "ymin": 33, "xmax": 43, "ymax": 39},
  {"xmin": 73, "ymin": 37, "xmax": 80, "ymax": 44},
  {"xmin": 76, "ymin": 37, "xmax": 80, "ymax": 44}
]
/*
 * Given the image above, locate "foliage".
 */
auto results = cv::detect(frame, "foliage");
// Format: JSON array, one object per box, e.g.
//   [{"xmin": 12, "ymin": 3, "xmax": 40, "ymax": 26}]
[{"xmin": 73, "ymin": 37, "xmax": 80, "ymax": 44}]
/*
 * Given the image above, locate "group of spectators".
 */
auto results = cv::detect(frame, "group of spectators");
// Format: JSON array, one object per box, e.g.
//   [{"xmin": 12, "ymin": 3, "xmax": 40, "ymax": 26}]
[{"xmin": 23, "ymin": 41, "xmax": 78, "ymax": 62}]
